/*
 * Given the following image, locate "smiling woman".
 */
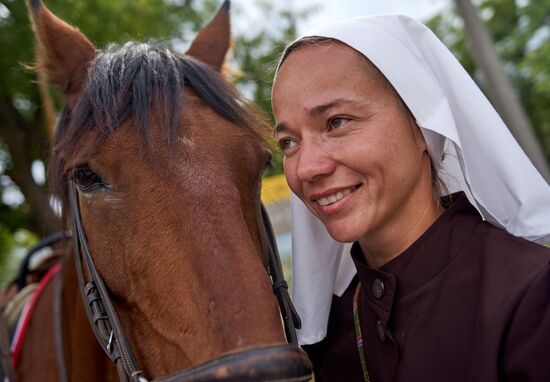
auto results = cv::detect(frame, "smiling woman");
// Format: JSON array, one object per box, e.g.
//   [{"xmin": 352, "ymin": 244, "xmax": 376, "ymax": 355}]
[
  {"xmin": 273, "ymin": 40, "xmax": 439, "ymax": 265},
  {"xmin": 271, "ymin": 15, "xmax": 550, "ymax": 382}
]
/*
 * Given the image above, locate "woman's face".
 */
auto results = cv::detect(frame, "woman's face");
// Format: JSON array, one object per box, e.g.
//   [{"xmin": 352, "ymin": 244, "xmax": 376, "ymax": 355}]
[{"xmin": 272, "ymin": 42, "xmax": 433, "ymax": 246}]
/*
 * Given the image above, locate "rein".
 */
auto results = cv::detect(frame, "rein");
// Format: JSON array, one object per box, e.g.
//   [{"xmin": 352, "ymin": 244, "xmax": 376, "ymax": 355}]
[{"xmin": 67, "ymin": 182, "xmax": 310, "ymax": 382}]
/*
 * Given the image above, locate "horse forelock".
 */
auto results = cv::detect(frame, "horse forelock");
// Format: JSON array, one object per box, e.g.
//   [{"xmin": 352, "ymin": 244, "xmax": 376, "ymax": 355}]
[{"xmin": 49, "ymin": 41, "xmax": 268, "ymax": 215}]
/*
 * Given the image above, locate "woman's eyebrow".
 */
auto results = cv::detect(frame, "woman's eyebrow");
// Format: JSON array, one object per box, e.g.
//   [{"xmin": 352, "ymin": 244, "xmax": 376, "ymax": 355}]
[
  {"xmin": 308, "ymin": 98, "xmax": 365, "ymax": 117},
  {"xmin": 275, "ymin": 122, "xmax": 290, "ymax": 134}
]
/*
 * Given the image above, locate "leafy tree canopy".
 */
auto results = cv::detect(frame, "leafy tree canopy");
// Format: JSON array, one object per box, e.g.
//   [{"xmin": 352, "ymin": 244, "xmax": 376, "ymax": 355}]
[{"xmin": 428, "ymin": 0, "xmax": 550, "ymax": 162}]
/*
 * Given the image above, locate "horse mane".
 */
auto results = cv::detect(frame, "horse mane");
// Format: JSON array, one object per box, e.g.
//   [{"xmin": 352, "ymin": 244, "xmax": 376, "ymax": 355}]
[{"xmin": 49, "ymin": 42, "xmax": 269, "ymax": 214}]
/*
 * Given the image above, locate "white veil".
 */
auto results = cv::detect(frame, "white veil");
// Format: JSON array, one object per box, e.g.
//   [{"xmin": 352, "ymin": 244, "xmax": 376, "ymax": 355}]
[{"xmin": 275, "ymin": 15, "xmax": 550, "ymax": 345}]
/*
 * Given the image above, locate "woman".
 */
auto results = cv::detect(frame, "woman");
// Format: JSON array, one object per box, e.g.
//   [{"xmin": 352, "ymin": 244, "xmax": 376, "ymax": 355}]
[{"xmin": 271, "ymin": 15, "xmax": 550, "ymax": 381}]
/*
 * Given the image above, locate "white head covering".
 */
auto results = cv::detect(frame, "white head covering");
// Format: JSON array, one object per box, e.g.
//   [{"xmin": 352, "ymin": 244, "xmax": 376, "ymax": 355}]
[{"xmin": 274, "ymin": 15, "xmax": 550, "ymax": 345}]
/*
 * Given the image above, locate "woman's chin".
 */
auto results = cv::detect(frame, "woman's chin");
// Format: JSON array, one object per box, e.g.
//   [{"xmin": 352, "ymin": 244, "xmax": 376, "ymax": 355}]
[{"xmin": 325, "ymin": 225, "xmax": 361, "ymax": 244}]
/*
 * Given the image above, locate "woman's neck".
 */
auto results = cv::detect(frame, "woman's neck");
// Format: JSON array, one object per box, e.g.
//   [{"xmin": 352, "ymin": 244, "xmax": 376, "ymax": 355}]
[{"xmin": 358, "ymin": 195, "xmax": 444, "ymax": 269}]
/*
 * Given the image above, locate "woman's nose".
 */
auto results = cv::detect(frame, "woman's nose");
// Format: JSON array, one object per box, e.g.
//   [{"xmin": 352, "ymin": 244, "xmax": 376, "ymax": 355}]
[{"xmin": 296, "ymin": 139, "xmax": 335, "ymax": 182}]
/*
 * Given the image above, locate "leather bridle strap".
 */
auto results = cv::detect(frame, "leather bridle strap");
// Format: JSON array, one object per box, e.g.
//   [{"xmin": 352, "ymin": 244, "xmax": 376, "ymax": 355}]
[
  {"xmin": 17, "ymin": 231, "xmax": 68, "ymax": 291},
  {"xmin": 69, "ymin": 183, "xmax": 145, "ymax": 382},
  {"xmin": 261, "ymin": 204, "xmax": 301, "ymax": 345}
]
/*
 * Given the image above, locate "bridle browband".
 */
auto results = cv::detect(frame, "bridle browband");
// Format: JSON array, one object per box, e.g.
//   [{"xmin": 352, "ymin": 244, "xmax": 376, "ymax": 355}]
[{"xmin": 67, "ymin": 181, "xmax": 311, "ymax": 381}]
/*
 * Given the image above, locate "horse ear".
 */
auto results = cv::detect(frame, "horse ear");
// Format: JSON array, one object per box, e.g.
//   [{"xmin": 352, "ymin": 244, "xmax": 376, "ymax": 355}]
[
  {"xmin": 26, "ymin": 0, "xmax": 96, "ymax": 103},
  {"xmin": 185, "ymin": 0, "xmax": 230, "ymax": 72}
]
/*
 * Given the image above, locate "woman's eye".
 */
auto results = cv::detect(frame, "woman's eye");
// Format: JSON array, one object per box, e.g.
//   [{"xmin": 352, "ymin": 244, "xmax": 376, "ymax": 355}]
[
  {"xmin": 72, "ymin": 165, "xmax": 106, "ymax": 192},
  {"xmin": 328, "ymin": 117, "xmax": 350, "ymax": 130},
  {"xmin": 279, "ymin": 138, "xmax": 298, "ymax": 152}
]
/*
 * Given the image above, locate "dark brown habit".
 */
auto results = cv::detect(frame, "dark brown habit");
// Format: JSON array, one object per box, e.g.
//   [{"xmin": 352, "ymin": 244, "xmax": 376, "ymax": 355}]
[{"xmin": 303, "ymin": 193, "xmax": 550, "ymax": 382}]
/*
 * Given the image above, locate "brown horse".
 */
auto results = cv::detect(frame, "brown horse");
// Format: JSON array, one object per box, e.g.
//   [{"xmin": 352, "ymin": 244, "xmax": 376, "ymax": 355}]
[{"xmin": 12, "ymin": 0, "xmax": 311, "ymax": 380}]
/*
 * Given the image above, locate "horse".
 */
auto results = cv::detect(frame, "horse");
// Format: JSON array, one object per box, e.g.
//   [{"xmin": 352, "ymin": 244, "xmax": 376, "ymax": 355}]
[{"xmin": 7, "ymin": 0, "xmax": 312, "ymax": 380}]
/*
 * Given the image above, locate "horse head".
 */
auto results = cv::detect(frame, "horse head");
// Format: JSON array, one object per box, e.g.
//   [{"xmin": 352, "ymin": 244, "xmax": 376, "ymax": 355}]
[{"xmin": 26, "ymin": 0, "xmax": 310, "ymax": 379}]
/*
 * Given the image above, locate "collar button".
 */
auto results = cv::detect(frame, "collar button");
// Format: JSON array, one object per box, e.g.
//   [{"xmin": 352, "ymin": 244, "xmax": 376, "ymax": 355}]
[{"xmin": 372, "ymin": 278, "xmax": 385, "ymax": 299}]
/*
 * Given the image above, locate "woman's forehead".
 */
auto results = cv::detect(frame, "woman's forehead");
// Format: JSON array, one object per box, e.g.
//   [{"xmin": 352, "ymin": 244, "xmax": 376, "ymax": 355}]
[
  {"xmin": 280, "ymin": 41, "xmax": 361, "ymax": 71},
  {"xmin": 273, "ymin": 42, "xmax": 391, "ymax": 109}
]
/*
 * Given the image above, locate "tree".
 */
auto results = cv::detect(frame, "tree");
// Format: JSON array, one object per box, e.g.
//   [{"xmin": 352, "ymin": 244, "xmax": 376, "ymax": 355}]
[
  {"xmin": 0, "ymin": 0, "xmax": 309, "ymax": 270},
  {"xmin": 427, "ymin": 0, "xmax": 550, "ymax": 164}
]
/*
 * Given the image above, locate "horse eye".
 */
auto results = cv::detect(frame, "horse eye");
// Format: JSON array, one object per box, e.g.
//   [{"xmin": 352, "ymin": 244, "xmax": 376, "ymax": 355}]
[{"xmin": 73, "ymin": 165, "xmax": 106, "ymax": 192}]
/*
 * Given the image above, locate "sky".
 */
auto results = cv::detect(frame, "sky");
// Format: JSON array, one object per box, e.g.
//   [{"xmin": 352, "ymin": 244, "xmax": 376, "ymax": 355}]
[{"xmin": 232, "ymin": 0, "xmax": 452, "ymax": 35}]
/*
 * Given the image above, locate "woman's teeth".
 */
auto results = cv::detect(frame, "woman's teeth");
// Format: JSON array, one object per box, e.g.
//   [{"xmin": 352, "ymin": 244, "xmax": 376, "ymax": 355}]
[{"xmin": 317, "ymin": 187, "xmax": 354, "ymax": 206}]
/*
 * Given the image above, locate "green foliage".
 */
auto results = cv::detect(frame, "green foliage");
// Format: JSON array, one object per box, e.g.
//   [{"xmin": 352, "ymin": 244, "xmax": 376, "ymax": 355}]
[
  {"xmin": 0, "ymin": 227, "xmax": 38, "ymax": 287},
  {"xmin": 0, "ymin": 226, "xmax": 15, "ymax": 285},
  {"xmin": 427, "ymin": 0, "xmax": 550, "ymax": 161}
]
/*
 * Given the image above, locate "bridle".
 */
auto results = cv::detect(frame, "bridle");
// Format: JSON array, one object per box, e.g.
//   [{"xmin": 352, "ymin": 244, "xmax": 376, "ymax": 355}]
[{"xmin": 67, "ymin": 181, "xmax": 311, "ymax": 382}]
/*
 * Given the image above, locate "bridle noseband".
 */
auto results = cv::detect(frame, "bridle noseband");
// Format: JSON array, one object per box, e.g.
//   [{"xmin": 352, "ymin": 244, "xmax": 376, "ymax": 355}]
[{"xmin": 67, "ymin": 181, "xmax": 310, "ymax": 382}]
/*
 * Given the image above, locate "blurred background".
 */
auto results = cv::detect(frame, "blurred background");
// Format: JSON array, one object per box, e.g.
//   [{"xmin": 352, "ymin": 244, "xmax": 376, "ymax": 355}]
[{"xmin": 0, "ymin": 0, "xmax": 549, "ymax": 285}]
